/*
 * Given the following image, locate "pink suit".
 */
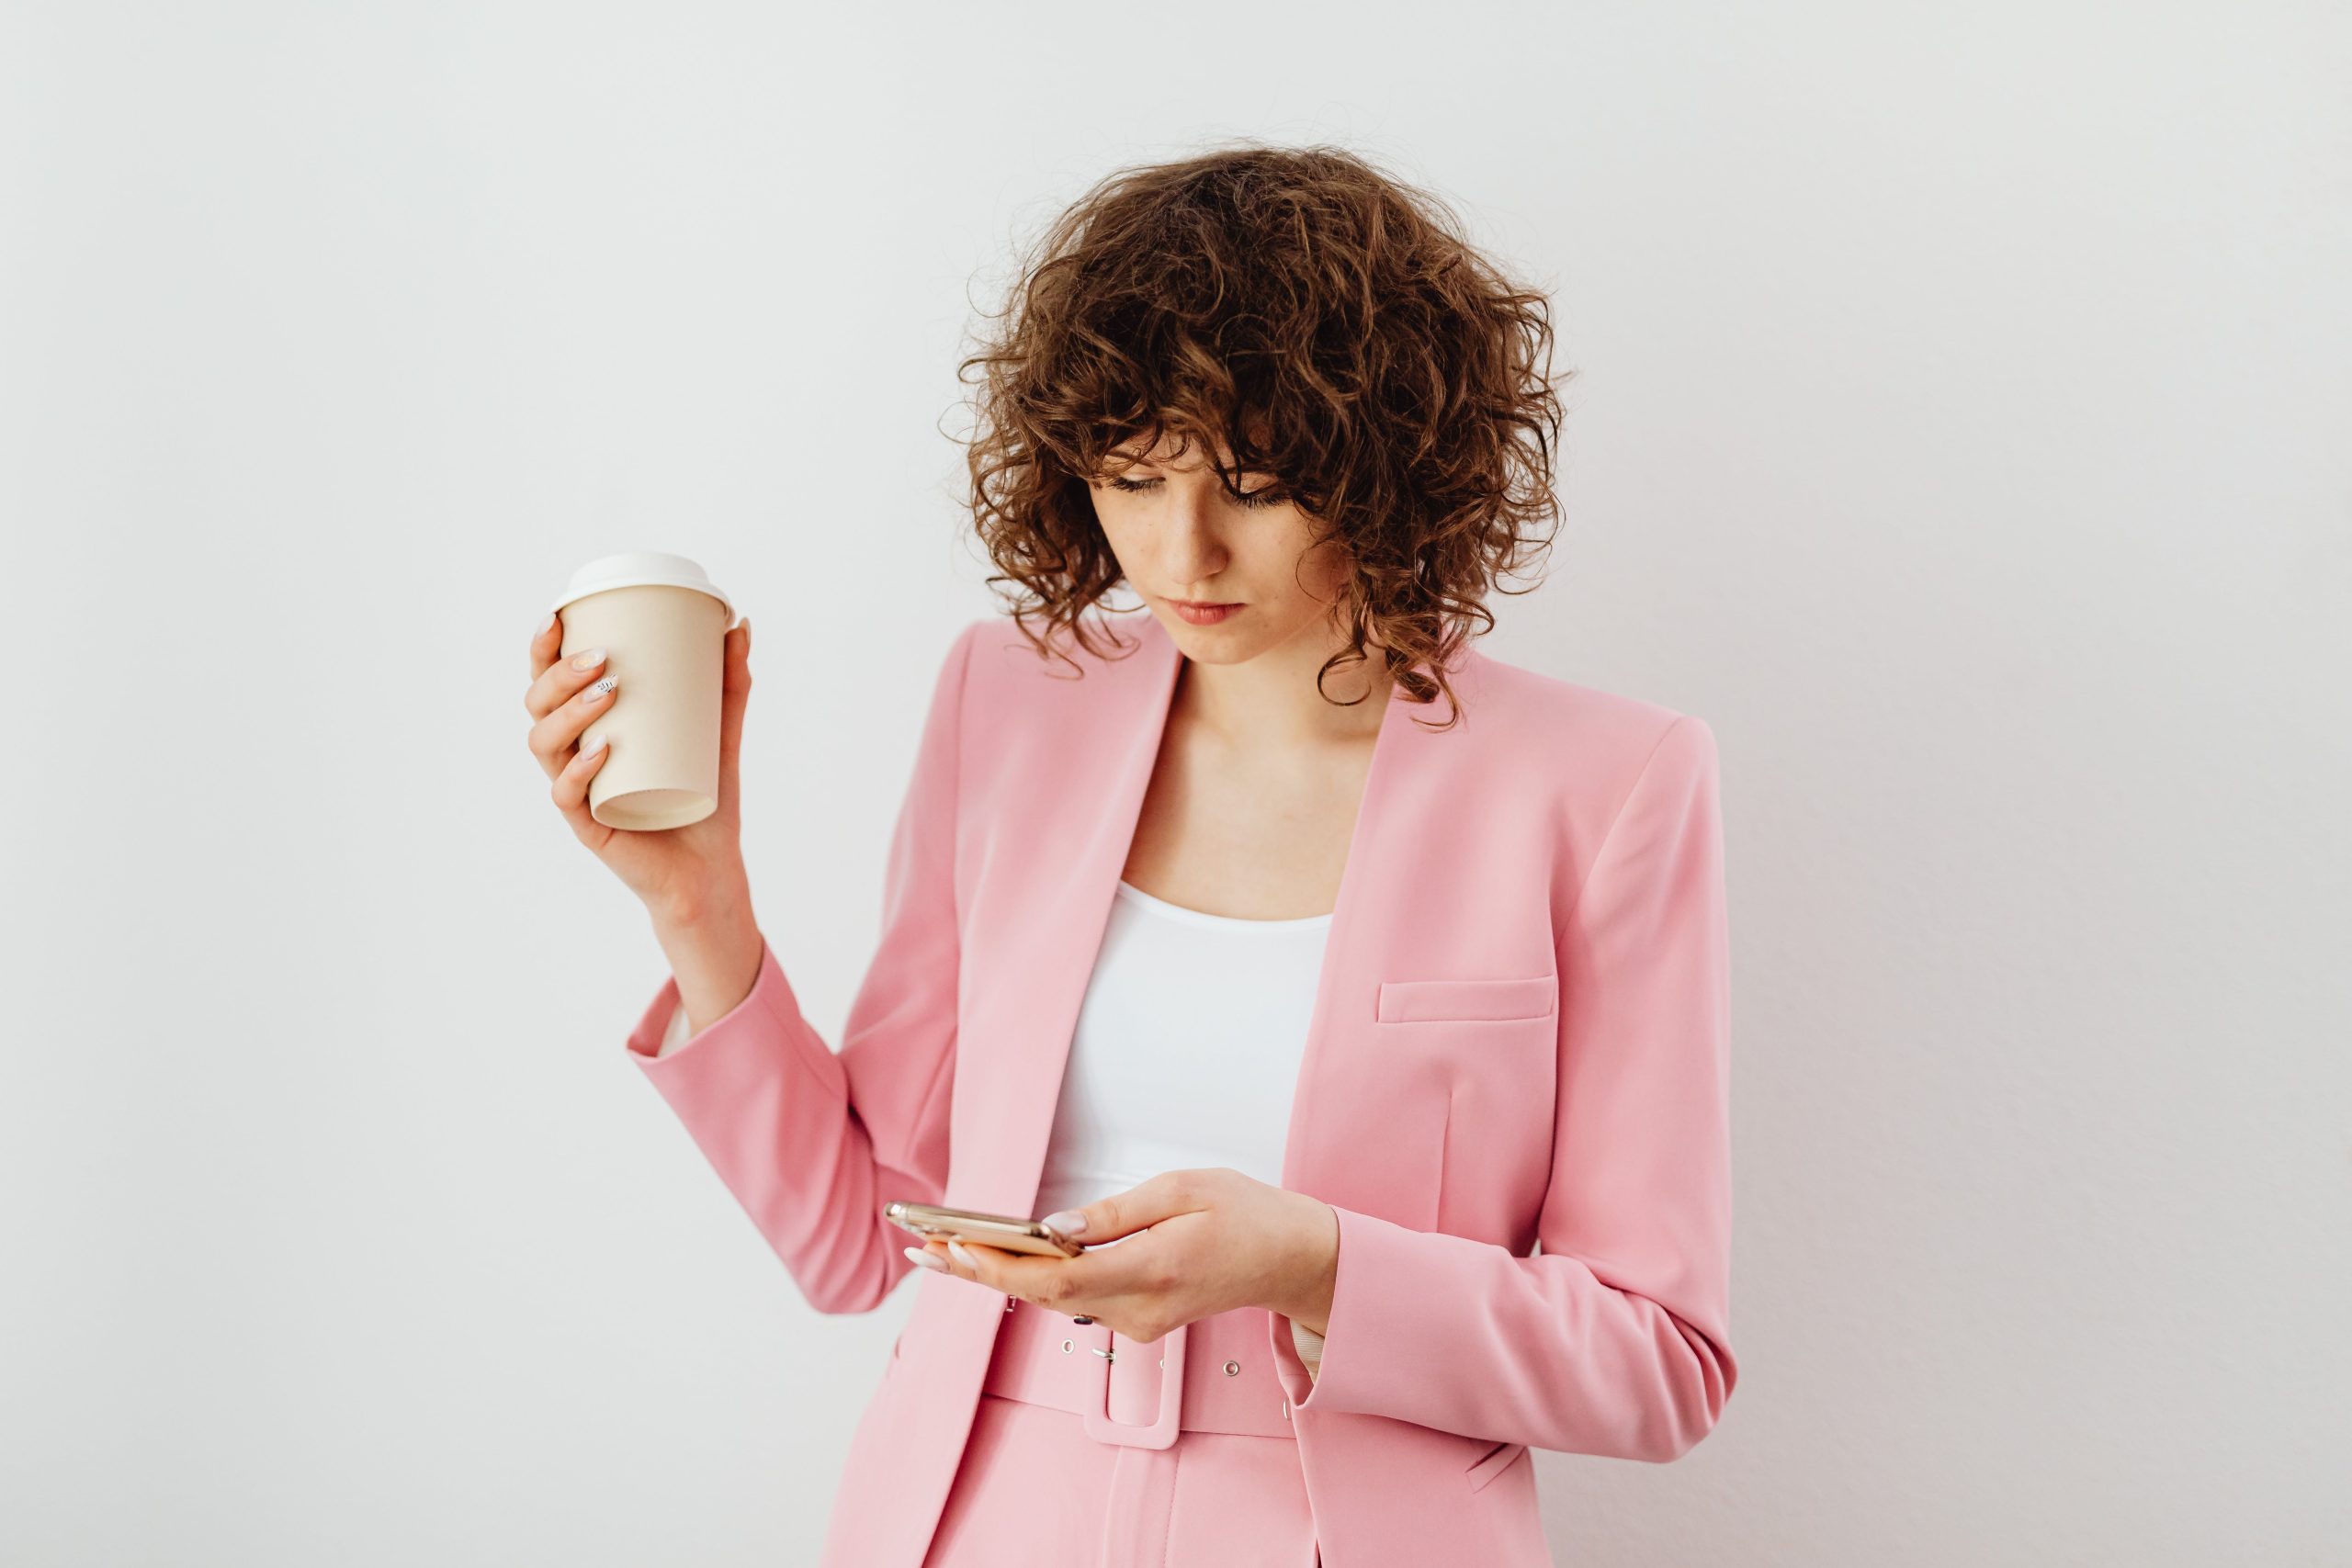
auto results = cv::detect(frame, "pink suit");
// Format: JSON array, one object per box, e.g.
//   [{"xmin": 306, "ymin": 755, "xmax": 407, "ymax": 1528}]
[{"xmin": 622, "ymin": 611, "xmax": 1736, "ymax": 1567}]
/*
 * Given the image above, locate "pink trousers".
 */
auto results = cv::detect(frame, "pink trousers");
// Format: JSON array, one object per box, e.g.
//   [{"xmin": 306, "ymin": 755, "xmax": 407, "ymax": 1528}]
[{"xmin": 919, "ymin": 1297, "xmax": 1320, "ymax": 1568}]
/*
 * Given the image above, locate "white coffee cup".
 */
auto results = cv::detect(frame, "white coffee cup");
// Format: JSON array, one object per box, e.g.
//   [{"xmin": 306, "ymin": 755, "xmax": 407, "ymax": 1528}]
[{"xmin": 549, "ymin": 551, "xmax": 737, "ymax": 830}]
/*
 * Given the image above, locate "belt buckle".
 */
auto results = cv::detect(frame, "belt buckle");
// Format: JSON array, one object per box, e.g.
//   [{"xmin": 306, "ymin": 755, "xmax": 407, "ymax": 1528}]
[{"xmin": 1080, "ymin": 1319, "xmax": 1187, "ymax": 1450}]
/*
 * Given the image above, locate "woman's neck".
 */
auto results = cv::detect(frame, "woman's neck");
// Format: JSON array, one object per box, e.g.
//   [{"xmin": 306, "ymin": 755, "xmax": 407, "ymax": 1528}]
[{"xmin": 1174, "ymin": 626, "xmax": 1394, "ymax": 751}]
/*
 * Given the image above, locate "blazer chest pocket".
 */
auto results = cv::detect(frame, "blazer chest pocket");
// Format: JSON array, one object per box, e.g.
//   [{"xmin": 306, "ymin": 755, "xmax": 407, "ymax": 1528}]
[
  {"xmin": 1464, "ymin": 1438, "xmax": 1530, "ymax": 1492},
  {"xmin": 1375, "ymin": 974, "xmax": 1556, "ymax": 1025}
]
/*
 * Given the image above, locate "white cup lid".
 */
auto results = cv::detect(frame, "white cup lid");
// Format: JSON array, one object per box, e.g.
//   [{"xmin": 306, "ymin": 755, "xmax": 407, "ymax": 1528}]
[{"xmin": 551, "ymin": 551, "xmax": 735, "ymax": 620}]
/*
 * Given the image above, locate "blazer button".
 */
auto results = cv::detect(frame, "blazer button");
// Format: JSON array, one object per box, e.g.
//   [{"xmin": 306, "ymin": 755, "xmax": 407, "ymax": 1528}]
[{"xmin": 1223, "ymin": 1359, "xmax": 1241, "ymax": 1376}]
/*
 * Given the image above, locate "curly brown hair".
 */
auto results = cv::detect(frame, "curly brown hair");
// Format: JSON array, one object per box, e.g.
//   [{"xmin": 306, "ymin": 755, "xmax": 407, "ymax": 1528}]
[{"xmin": 952, "ymin": 141, "xmax": 1569, "ymax": 724}]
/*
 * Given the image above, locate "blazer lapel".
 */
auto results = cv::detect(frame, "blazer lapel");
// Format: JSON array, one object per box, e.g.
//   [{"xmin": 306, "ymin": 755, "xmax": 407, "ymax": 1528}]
[{"xmin": 953, "ymin": 613, "xmax": 1182, "ymax": 1217}]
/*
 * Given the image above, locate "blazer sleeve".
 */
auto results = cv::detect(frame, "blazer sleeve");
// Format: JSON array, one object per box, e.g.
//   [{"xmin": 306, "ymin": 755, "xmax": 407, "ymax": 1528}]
[
  {"xmin": 1271, "ymin": 714, "xmax": 1736, "ymax": 1461},
  {"xmin": 617, "ymin": 617, "xmax": 982, "ymax": 1316}
]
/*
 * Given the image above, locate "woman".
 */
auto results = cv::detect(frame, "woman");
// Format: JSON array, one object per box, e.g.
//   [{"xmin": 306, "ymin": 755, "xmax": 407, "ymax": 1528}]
[{"xmin": 523, "ymin": 143, "xmax": 1736, "ymax": 1568}]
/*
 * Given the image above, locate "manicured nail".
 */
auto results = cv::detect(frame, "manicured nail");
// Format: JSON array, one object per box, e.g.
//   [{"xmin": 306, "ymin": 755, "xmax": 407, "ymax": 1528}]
[
  {"xmin": 570, "ymin": 647, "xmax": 606, "ymax": 671},
  {"xmin": 583, "ymin": 675, "xmax": 616, "ymax": 703},
  {"xmin": 581, "ymin": 733, "xmax": 607, "ymax": 756},
  {"xmin": 947, "ymin": 1240, "xmax": 978, "ymax": 1270},
  {"xmin": 904, "ymin": 1246, "xmax": 945, "ymax": 1271},
  {"xmin": 538, "ymin": 611, "xmax": 555, "ymax": 636},
  {"xmin": 1041, "ymin": 1211, "xmax": 1087, "ymax": 1236}
]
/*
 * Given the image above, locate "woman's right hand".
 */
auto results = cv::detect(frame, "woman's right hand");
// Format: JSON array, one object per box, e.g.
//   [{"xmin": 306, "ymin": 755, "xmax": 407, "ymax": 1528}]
[{"xmin": 525, "ymin": 608, "xmax": 756, "ymax": 927}]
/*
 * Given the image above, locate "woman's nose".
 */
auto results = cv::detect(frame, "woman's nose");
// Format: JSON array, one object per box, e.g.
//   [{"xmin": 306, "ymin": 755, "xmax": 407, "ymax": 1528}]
[{"xmin": 1160, "ymin": 490, "xmax": 1229, "ymax": 575}]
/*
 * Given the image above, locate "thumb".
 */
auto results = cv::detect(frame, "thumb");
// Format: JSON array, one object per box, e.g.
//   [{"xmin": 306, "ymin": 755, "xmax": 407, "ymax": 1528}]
[
  {"xmin": 715, "ymin": 616, "xmax": 752, "ymax": 819},
  {"xmin": 1041, "ymin": 1170, "xmax": 1199, "ymax": 1245}
]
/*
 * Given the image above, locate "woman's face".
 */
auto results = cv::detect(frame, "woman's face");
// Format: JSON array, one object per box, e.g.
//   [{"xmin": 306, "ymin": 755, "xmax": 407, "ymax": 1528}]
[{"xmin": 1085, "ymin": 431, "xmax": 1353, "ymax": 661}]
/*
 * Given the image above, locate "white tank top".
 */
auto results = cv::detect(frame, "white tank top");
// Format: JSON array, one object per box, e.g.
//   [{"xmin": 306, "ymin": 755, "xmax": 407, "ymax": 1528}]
[
  {"xmin": 1033, "ymin": 878, "xmax": 1332, "ymax": 1226},
  {"xmin": 651, "ymin": 879, "xmax": 1332, "ymax": 1207}
]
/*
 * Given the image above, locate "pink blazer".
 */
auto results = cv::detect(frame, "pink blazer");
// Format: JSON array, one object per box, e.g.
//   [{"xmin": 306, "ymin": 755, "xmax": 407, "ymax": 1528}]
[{"xmin": 621, "ymin": 610, "xmax": 1736, "ymax": 1568}]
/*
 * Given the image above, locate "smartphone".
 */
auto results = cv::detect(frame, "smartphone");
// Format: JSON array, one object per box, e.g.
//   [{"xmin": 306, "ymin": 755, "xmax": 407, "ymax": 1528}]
[{"xmin": 885, "ymin": 1200, "xmax": 1085, "ymax": 1258}]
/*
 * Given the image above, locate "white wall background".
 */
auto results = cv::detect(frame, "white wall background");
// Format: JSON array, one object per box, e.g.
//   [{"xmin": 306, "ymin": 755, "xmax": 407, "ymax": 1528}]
[{"xmin": 5, "ymin": 4, "xmax": 2346, "ymax": 1563}]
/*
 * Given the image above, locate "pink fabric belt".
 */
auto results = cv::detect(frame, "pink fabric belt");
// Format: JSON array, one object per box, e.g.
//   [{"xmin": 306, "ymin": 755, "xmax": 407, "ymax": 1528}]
[{"xmin": 979, "ymin": 1295, "xmax": 1298, "ymax": 1446}]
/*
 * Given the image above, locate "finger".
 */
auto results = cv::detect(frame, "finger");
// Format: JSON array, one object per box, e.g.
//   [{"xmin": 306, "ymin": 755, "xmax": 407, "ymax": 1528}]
[
  {"xmin": 547, "ymin": 719, "xmax": 616, "ymax": 839},
  {"xmin": 529, "ymin": 668, "xmax": 620, "ymax": 784},
  {"xmin": 527, "ymin": 608, "xmax": 566, "ymax": 682},
  {"xmin": 1043, "ymin": 1169, "xmax": 1207, "ymax": 1246},
  {"xmin": 983, "ymin": 1244, "xmax": 1121, "ymax": 1309},
  {"xmin": 524, "ymin": 638, "xmax": 610, "ymax": 725},
  {"xmin": 920, "ymin": 1237, "xmax": 991, "ymax": 1289},
  {"xmin": 946, "ymin": 1237, "xmax": 1021, "ymax": 1290}
]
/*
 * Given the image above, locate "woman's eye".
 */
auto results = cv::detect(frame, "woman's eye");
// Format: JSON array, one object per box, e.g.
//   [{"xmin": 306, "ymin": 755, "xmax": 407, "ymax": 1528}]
[{"xmin": 1105, "ymin": 475, "xmax": 1287, "ymax": 510}]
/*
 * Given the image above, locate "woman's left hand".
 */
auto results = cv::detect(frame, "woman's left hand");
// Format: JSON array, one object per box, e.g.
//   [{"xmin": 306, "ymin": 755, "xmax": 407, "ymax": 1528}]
[{"xmin": 910, "ymin": 1168, "xmax": 1338, "ymax": 1344}]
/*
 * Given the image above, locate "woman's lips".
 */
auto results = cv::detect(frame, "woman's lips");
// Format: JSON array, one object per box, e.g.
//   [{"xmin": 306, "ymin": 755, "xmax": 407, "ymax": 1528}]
[{"xmin": 1171, "ymin": 600, "xmax": 1242, "ymax": 625}]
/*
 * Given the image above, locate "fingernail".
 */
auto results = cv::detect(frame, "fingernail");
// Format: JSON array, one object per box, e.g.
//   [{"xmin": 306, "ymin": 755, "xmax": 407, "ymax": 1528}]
[
  {"xmin": 583, "ymin": 675, "xmax": 616, "ymax": 704},
  {"xmin": 538, "ymin": 611, "xmax": 556, "ymax": 636},
  {"xmin": 1042, "ymin": 1211, "xmax": 1087, "ymax": 1236},
  {"xmin": 947, "ymin": 1240, "xmax": 978, "ymax": 1270},
  {"xmin": 570, "ymin": 647, "xmax": 606, "ymax": 671},
  {"xmin": 904, "ymin": 1246, "xmax": 945, "ymax": 1271},
  {"xmin": 581, "ymin": 733, "xmax": 607, "ymax": 756}
]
